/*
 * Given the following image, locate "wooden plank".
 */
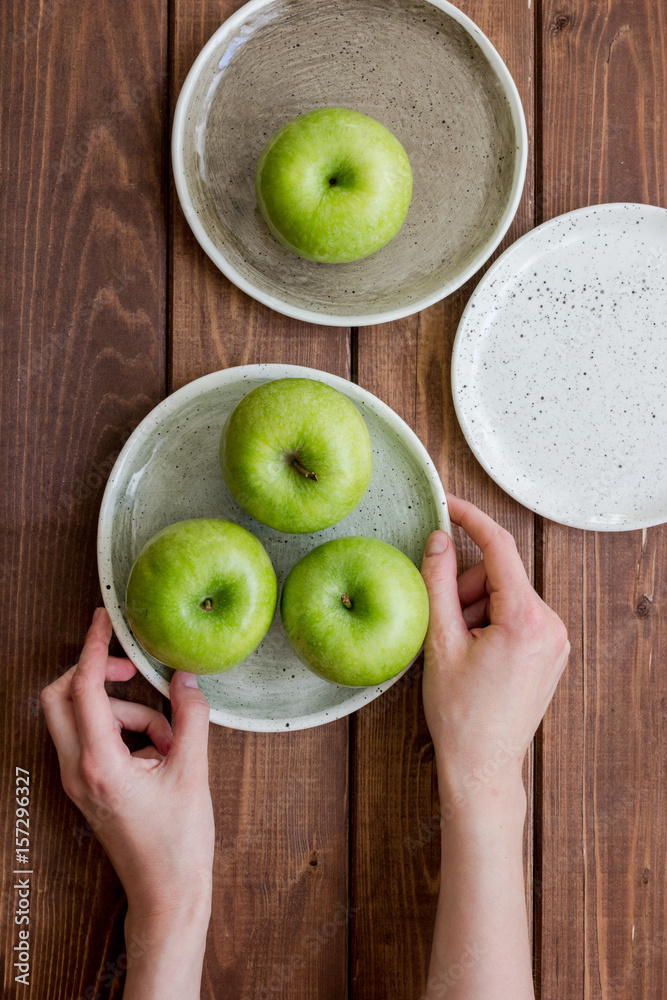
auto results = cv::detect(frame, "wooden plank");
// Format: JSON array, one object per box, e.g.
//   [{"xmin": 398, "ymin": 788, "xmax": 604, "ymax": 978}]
[
  {"xmin": 538, "ymin": 1, "xmax": 667, "ymax": 997},
  {"xmin": 350, "ymin": 2, "xmax": 536, "ymax": 996},
  {"xmin": 0, "ymin": 0, "xmax": 168, "ymax": 997},
  {"xmin": 170, "ymin": 4, "xmax": 351, "ymax": 998}
]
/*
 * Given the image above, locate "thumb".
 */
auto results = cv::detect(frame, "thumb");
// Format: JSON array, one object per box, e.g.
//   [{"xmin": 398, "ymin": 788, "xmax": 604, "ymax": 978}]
[
  {"xmin": 421, "ymin": 531, "xmax": 468, "ymax": 653},
  {"xmin": 167, "ymin": 671, "xmax": 211, "ymax": 769}
]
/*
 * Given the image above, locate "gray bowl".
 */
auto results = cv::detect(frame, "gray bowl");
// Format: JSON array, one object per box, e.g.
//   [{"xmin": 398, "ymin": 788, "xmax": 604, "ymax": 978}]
[
  {"xmin": 97, "ymin": 365, "xmax": 450, "ymax": 731},
  {"xmin": 172, "ymin": 0, "xmax": 527, "ymax": 326}
]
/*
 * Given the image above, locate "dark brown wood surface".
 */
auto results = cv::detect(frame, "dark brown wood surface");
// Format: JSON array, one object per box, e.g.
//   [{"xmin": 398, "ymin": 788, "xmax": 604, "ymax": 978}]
[
  {"xmin": 537, "ymin": 3, "xmax": 667, "ymax": 998},
  {"xmin": 1, "ymin": 1, "xmax": 168, "ymax": 997},
  {"xmin": 1, "ymin": 0, "xmax": 665, "ymax": 997}
]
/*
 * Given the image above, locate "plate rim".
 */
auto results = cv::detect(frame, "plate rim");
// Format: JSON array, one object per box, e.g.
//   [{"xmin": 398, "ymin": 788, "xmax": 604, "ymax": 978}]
[
  {"xmin": 170, "ymin": 0, "xmax": 528, "ymax": 327},
  {"xmin": 451, "ymin": 201, "xmax": 667, "ymax": 532},
  {"xmin": 97, "ymin": 363, "xmax": 450, "ymax": 731}
]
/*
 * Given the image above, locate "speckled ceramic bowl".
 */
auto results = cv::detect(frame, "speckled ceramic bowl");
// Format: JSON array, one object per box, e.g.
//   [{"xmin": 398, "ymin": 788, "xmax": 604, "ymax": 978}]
[
  {"xmin": 98, "ymin": 365, "xmax": 450, "ymax": 731},
  {"xmin": 172, "ymin": 0, "xmax": 527, "ymax": 326}
]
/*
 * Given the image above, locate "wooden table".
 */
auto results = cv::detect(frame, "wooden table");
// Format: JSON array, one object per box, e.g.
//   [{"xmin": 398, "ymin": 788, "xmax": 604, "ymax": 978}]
[{"xmin": 2, "ymin": 1, "xmax": 666, "ymax": 997}]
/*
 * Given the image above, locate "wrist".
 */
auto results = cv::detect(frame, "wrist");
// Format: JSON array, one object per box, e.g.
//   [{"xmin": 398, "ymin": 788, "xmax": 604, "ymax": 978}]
[
  {"xmin": 123, "ymin": 896, "xmax": 210, "ymax": 1000},
  {"xmin": 125, "ymin": 890, "xmax": 211, "ymax": 942},
  {"xmin": 435, "ymin": 753, "xmax": 527, "ymax": 832},
  {"xmin": 125, "ymin": 866, "xmax": 212, "ymax": 924}
]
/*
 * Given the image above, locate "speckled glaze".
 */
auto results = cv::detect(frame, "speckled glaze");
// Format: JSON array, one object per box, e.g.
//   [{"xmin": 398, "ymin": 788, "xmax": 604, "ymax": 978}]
[
  {"xmin": 452, "ymin": 203, "xmax": 667, "ymax": 532},
  {"xmin": 172, "ymin": 0, "xmax": 527, "ymax": 326},
  {"xmin": 98, "ymin": 365, "xmax": 450, "ymax": 731}
]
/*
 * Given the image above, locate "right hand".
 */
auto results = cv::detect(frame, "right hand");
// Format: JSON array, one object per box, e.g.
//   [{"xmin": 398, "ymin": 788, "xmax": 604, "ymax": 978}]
[{"xmin": 420, "ymin": 494, "xmax": 570, "ymax": 803}]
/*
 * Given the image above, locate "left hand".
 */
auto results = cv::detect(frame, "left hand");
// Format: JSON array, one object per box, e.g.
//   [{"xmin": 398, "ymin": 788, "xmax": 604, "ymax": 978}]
[{"xmin": 40, "ymin": 607, "xmax": 214, "ymax": 922}]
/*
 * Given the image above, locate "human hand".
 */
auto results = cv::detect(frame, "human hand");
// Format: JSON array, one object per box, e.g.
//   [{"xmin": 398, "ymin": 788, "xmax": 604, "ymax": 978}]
[
  {"xmin": 421, "ymin": 494, "xmax": 570, "ymax": 806},
  {"xmin": 420, "ymin": 496, "xmax": 557, "ymax": 1000},
  {"xmin": 40, "ymin": 607, "xmax": 214, "ymax": 922}
]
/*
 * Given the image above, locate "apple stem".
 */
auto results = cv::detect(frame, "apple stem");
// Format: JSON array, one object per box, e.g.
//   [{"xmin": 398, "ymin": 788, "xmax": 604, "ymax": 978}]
[
  {"xmin": 292, "ymin": 458, "xmax": 318, "ymax": 482},
  {"xmin": 341, "ymin": 594, "xmax": 353, "ymax": 609},
  {"xmin": 203, "ymin": 598, "xmax": 213, "ymax": 612}
]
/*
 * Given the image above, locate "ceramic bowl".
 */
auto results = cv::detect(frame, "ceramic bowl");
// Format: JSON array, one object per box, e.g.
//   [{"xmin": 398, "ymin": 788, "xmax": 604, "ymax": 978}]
[
  {"xmin": 97, "ymin": 365, "xmax": 450, "ymax": 732},
  {"xmin": 172, "ymin": 0, "xmax": 527, "ymax": 326}
]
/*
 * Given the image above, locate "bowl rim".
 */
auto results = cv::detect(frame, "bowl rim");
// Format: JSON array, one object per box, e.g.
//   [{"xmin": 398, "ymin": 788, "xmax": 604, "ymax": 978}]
[
  {"xmin": 171, "ymin": 0, "xmax": 528, "ymax": 327},
  {"xmin": 97, "ymin": 363, "xmax": 451, "ymax": 731}
]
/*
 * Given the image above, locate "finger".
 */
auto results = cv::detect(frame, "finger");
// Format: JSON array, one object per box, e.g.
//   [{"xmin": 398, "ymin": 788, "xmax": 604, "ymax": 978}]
[
  {"xmin": 166, "ymin": 672, "xmax": 211, "ymax": 770},
  {"xmin": 43, "ymin": 656, "xmax": 137, "ymax": 704},
  {"xmin": 446, "ymin": 494, "xmax": 531, "ymax": 596},
  {"xmin": 421, "ymin": 531, "xmax": 469, "ymax": 654},
  {"xmin": 462, "ymin": 596, "xmax": 490, "ymax": 630},
  {"xmin": 40, "ymin": 631, "xmax": 138, "ymax": 768},
  {"xmin": 106, "ymin": 657, "xmax": 138, "ymax": 682},
  {"xmin": 108, "ymin": 698, "xmax": 173, "ymax": 756},
  {"xmin": 40, "ymin": 663, "xmax": 78, "ymax": 702},
  {"xmin": 69, "ymin": 608, "xmax": 119, "ymax": 756},
  {"xmin": 456, "ymin": 561, "xmax": 490, "ymax": 607},
  {"xmin": 40, "ymin": 687, "xmax": 80, "ymax": 767},
  {"xmin": 131, "ymin": 746, "xmax": 165, "ymax": 762}
]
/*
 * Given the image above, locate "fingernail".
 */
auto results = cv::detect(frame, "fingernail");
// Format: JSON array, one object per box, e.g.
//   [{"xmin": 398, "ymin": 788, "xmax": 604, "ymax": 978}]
[
  {"xmin": 425, "ymin": 531, "xmax": 449, "ymax": 556},
  {"xmin": 93, "ymin": 607, "xmax": 103, "ymax": 623},
  {"xmin": 180, "ymin": 672, "xmax": 199, "ymax": 688}
]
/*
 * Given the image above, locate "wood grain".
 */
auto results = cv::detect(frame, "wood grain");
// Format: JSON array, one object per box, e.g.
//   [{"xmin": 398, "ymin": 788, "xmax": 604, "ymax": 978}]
[
  {"xmin": 538, "ymin": 1, "xmax": 667, "ymax": 997},
  {"xmin": 170, "ymin": 4, "xmax": 352, "ymax": 998},
  {"xmin": 349, "ymin": 3, "xmax": 536, "ymax": 997},
  {"xmin": 0, "ymin": 0, "xmax": 168, "ymax": 996},
  {"xmin": 6, "ymin": 0, "xmax": 667, "ymax": 996}
]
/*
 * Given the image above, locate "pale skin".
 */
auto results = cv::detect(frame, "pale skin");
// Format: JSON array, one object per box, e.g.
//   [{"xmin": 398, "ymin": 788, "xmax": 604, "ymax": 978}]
[
  {"xmin": 41, "ymin": 494, "xmax": 568, "ymax": 999},
  {"xmin": 40, "ymin": 609, "xmax": 214, "ymax": 1000},
  {"xmin": 421, "ymin": 494, "xmax": 569, "ymax": 1000}
]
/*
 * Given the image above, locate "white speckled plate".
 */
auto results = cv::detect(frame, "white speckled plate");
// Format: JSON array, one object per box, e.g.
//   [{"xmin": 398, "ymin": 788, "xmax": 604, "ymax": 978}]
[
  {"xmin": 98, "ymin": 365, "xmax": 449, "ymax": 731},
  {"xmin": 452, "ymin": 203, "xmax": 667, "ymax": 531}
]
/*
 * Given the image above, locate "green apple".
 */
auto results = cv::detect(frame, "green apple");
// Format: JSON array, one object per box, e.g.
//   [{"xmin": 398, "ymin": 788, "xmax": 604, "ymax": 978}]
[
  {"xmin": 126, "ymin": 518, "xmax": 277, "ymax": 674},
  {"xmin": 280, "ymin": 537, "xmax": 429, "ymax": 686},
  {"xmin": 255, "ymin": 107, "xmax": 413, "ymax": 263},
  {"xmin": 220, "ymin": 378, "xmax": 372, "ymax": 534}
]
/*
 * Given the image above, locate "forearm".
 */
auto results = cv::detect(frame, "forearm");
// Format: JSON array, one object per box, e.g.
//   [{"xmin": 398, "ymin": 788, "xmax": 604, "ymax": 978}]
[
  {"xmin": 122, "ymin": 898, "xmax": 211, "ymax": 1000},
  {"xmin": 425, "ymin": 773, "xmax": 533, "ymax": 1000}
]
